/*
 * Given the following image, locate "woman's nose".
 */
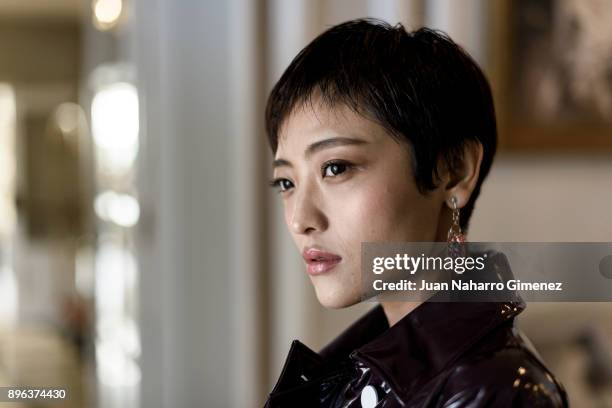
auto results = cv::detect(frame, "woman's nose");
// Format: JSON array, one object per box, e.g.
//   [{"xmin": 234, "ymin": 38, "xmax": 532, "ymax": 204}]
[{"xmin": 289, "ymin": 188, "xmax": 328, "ymax": 235}]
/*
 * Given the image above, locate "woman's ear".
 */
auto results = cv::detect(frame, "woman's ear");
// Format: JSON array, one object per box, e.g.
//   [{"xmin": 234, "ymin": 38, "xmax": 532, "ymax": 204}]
[{"xmin": 444, "ymin": 141, "xmax": 484, "ymax": 209}]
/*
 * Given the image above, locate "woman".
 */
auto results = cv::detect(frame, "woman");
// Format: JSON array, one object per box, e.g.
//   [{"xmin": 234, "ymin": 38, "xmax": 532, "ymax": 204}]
[{"xmin": 263, "ymin": 19, "xmax": 568, "ymax": 407}]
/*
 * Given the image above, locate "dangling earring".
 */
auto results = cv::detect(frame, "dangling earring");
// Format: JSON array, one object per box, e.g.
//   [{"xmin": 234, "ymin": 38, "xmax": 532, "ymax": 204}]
[{"xmin": 447, "ymin": 196, "xmax": 466, "ymax": 257}]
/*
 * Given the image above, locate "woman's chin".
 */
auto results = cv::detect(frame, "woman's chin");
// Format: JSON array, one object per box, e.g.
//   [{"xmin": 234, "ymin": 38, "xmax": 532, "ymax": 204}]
[{"xmin": 313, "ymin": 284, "xmax": 362, "ymax": 309}]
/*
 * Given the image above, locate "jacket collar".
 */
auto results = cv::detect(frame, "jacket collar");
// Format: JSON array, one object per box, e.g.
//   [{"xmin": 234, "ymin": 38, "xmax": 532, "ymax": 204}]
[
  {"xmin": 319, "ymin": 299, "xmax": 524, "ymax": 396},
  {"xmin": 269, "ymin": 251, "xmax": 525, "ymax": 402},
  {"xmin": 318, "ymin": 251, "xmax": 526, "ymax": 396}
]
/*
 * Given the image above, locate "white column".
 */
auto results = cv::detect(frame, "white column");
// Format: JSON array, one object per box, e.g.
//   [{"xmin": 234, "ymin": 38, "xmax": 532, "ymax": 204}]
[
  {"xmin": 227, "ymin": 0, "xmax": 268, "ymax": 405},
  {"xmin": 132, "ymin": 0, "xmax": 266, "ymax": 406}
]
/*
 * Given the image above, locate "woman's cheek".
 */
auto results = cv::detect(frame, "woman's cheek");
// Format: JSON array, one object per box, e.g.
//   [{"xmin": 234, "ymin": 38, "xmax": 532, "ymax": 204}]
[
  {"xmin": 336, "ymin": 182, "xmax": 397, "ymax": 241},
  {"xmin": 352, "ymin": 179, "xmax": 431, "ymax": 241}
]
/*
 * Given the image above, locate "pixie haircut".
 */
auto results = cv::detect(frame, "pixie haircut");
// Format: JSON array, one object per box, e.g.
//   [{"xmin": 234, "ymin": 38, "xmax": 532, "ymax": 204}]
[{"xmin": 265, "ymin": 18, "xmax": 497, "ymax": 232}]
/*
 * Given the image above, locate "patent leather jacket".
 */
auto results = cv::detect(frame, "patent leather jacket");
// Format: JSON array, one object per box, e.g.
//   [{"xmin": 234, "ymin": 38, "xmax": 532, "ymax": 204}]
[{"xmin": 264, "ymin": 260, "xmax": 569, "ymax": 407}]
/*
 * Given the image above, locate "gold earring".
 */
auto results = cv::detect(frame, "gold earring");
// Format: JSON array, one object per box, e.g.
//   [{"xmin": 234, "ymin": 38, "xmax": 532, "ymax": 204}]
[{"xmin": 447, "ymin": 196, "xmax": 466, "ymax": 256}]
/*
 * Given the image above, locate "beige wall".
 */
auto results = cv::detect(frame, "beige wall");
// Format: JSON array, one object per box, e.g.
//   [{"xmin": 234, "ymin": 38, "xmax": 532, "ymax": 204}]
[{"xmin": 471, "ymin": 153, "xmax": 612, "ymax": 243}]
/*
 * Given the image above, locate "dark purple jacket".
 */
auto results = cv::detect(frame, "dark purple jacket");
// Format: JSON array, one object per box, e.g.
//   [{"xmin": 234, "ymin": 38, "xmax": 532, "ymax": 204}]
[{"xmin": 264, "ymin": 297, "xmax": 568, "ymax": 407}]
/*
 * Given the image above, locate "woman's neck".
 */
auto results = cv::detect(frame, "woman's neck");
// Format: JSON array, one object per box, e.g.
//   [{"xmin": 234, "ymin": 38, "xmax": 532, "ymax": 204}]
[{"xmin": 380, "ymin": 301, "xmax": 422, "ymax": 327}]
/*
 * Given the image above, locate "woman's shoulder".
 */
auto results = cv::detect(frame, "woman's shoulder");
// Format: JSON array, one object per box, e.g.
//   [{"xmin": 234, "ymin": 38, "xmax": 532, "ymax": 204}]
[{"xmin": 438, "ymin": 345, "xmax": 569, "ymax": 407}]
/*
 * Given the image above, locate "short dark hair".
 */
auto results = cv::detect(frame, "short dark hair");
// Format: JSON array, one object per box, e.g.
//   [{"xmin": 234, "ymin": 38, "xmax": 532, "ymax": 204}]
[{"xmin": 265, "ymin": 18, "xmax": 497, "ymax": 232}]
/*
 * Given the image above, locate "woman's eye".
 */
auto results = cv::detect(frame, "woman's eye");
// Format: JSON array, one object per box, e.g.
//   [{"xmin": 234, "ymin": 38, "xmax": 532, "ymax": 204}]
[
  {"xmin": 322, "ymin": 161, "xmax": 350, "ymax": 177},
  {"xmin": 269, "ymin": 178, "xmax": 294, "ymax": 193}
]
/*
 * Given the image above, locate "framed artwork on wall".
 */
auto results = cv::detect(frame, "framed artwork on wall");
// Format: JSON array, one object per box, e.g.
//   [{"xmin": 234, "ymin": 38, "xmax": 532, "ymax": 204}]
[{"xmin": 489, "ymin": 0, "xmax": 612, "ymax": 151}]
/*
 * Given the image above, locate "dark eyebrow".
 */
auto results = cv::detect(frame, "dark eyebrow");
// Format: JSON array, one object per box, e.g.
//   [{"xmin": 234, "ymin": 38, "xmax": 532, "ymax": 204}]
[
  {"xmin": 273, "ymin": 137, "xmax": 368, "ymax": 169},
  {"xmin": 272, "ymin": 158, "xmax": 292, "ymax": 169},
  {"xmin": 305, "ymin": 137, "xmax": 368, "ymax": 158}
]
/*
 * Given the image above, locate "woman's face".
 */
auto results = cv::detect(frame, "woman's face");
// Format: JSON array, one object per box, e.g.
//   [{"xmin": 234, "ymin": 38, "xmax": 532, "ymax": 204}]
[{"xmin": 272, "ymin": 103, "xmax": 448, "ymax": 308}]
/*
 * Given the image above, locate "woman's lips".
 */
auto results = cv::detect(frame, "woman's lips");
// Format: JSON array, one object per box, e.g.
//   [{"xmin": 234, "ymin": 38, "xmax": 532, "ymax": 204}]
[{"xmin": 302, "ymin": 247, "xmax": 342, "ymax": 276}]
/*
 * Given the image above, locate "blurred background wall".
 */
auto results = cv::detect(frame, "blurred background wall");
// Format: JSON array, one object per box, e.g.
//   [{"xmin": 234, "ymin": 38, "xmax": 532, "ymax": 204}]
[{"xmin": 0, "ymin": 0, "xmax": 610, "ymax": 407}]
